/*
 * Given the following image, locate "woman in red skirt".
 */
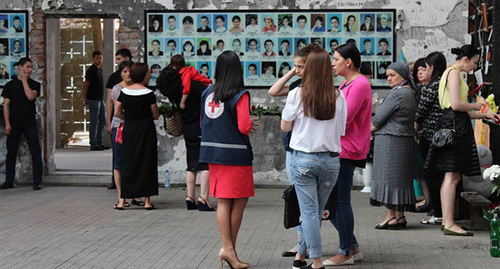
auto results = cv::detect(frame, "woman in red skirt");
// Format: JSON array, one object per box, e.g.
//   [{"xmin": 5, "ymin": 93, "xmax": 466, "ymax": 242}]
[{"xmin": 200, "ymin": 51, "xmax": 255, "ymax": 269}]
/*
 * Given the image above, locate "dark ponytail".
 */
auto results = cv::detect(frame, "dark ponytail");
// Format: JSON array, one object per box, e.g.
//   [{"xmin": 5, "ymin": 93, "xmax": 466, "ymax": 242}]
[{"xmin": 451, "ymin": 45, "xmax": 480, "ymax": 60}]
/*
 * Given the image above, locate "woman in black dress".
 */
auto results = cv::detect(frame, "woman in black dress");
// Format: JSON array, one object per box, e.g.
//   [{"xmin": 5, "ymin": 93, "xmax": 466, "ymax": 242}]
[
  {"xmin": 156, "ymin": 62, "xmax": 214, "ymax": 211},
  {"xmin": 115, "ymin": 63, "xmax": 159, "ymax": 210},
  {"xmin": 425, "ymin": 45, "xmax": 499, "ymax": 236}
]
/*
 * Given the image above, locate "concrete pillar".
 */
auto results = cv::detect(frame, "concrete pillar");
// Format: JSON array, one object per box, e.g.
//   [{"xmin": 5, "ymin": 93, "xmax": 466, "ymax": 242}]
[
  {"xmin": 101, "ymin": 18, "xmax": 115, "ymax": 147},
  {"xmin": 45, "ymin": 17, "xmax": 60, "ymax": 174}
]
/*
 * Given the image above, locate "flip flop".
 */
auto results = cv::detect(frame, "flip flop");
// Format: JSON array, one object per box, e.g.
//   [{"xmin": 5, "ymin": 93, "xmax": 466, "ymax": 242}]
[
  {"xmin": 113, "ymin": 203, "xmax": 125, "ymax": 210},
  {"xmin": 145, "ymin": 203, "xmax": 155, "ymax": 210},
  {"xmin": 131, "ymin": 199, "xmax": 145, "ymax": 206}
]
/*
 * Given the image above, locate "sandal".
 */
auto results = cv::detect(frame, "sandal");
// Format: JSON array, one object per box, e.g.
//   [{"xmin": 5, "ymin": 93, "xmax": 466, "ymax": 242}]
[
  {"xmin": 392, "ymin": 216, "xmax": 407, "ymax": 230},
  {"xmin": 197, "ymin": 196, "xmax": 216, "ymax": 211},
  {"xmin": 131, "ymin": 199, "xmax": 145, "ymax": 206},
  {"xmin": 145, "ymin": 203, "xmax": 155, "ymax": 210},
  {"xmin": 186, "ymin": 196, "xmax": 197, "ymax": 210},
  {"xmin": 375, "ymin": 217, "xmax": 396, "ymax": 229},
  {"xmin": 113, "ymin": 203, "xmax": 125, "ymax": 210}
]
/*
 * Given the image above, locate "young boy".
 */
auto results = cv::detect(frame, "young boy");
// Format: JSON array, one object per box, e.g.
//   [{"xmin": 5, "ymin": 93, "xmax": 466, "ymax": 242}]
[{"xmin": 170, "ymin": 55, "xmax": 212, "ymax": 109}]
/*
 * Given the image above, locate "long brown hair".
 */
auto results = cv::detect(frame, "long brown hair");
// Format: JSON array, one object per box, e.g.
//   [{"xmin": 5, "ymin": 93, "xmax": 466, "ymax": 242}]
[{"xmin": 301, "ymin": 48, "xmax": 336, "ymax": 120}]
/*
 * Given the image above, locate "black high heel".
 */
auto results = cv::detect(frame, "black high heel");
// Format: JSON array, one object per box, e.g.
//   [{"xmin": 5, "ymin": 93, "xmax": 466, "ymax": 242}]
[
  {"xmin": 186, "ymin": 196, "xmax": 197, "ymax": 210},
  {"xmin": 375, "ymin": 217, "xmax": 396, "ymax": 229},
  {"xmin": 198, "ymin": 196, "xmax": 216, "ymax": 211}
]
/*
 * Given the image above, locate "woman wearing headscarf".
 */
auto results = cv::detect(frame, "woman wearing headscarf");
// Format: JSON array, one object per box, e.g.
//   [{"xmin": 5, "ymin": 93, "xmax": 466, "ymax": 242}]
[{"xmin": 370, "ymin": 62, "xmax": 417, "ymax": 230}]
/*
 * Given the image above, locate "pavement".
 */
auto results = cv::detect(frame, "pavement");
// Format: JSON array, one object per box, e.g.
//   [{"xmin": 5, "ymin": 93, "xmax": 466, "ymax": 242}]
[{"xmin": 0, "ymin": 184, "xmax": 497, "ymax": 269}]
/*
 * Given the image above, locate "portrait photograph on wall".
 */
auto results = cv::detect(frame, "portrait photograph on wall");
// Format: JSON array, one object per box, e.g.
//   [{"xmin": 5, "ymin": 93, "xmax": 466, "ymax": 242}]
[
  {"xmin": 145, "ymin": 10, "xmax": 396, "ymax": 88},
  {"xmin": 0, "ymin": 10, "xmax": 28, "ymax": 87}
]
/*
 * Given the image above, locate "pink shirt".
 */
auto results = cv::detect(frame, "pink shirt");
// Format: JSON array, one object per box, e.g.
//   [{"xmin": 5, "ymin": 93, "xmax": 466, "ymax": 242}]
[{"xmin": 339, "ymin": 75, "xmax": 372, "ymax": 160}]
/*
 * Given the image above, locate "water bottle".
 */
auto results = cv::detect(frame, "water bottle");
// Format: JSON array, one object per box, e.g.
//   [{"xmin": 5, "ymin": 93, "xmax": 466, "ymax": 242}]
[
  {"xmin": 164, "ymin": 170, "xmax": 171, "ymax": 190},
  {"xmin": 490, "ymin": 213, "xmax": 500, "ymax": 257}
]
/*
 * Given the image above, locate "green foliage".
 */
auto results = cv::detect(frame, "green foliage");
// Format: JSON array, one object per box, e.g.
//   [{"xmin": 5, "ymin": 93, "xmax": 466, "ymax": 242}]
[
  {"xmin": 250, "ymin": 105, "xmax": 282, "ymax": 117},
  {"xmin": 158, "ymin": 103, "xmax": 178, "ymax": 116}
]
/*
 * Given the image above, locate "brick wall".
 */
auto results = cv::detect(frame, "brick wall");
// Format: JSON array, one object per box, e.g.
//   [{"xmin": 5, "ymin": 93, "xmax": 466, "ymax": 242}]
[
  {"xmin": 117, "ymin": 25, "xmax": 141, "ymax": 59},
  {"xmin": 31, "ymin": 12, "xmax": 46, "ymax": 81}
]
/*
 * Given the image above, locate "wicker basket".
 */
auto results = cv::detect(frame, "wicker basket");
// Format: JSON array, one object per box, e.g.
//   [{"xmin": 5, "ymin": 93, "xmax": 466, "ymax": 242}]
[{"xmin": 165, "ymin": 111, "xmax": 183, "ymax": 137}]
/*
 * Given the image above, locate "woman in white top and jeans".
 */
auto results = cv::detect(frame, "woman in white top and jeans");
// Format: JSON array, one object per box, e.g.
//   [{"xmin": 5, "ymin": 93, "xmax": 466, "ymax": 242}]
[{"xmin": 281, "ymin": 48, "xmax": 347, "ymax": 269}]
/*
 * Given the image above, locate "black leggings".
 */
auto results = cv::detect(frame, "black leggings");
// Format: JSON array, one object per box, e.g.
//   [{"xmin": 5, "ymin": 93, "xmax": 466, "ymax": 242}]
[{"xmin": 420, "ymin": 139, "xmax": 444, "ymax": 217}]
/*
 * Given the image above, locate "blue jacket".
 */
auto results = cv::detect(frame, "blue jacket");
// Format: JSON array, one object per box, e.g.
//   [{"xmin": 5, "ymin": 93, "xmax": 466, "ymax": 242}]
[{"xmin": 200, "ymin": 86, "xmax": 253, "ymax": 166}]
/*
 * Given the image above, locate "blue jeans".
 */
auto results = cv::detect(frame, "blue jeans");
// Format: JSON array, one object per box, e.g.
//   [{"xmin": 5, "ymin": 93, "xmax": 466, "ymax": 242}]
[
  {"xmin": 5, "ymin": 126, "xmax": 43, "ymax": 185},
  {"xmin": 329, "ymin": 159, "xmax": 359, "ymax": 255},
  {"xmin": 87, "ymin": 99, "xmax": 106, "ymax": 147},
  {"xmin": 286, "ymin": 150, "xmax": 302, "ymax": 236},
  {"xmin": 291, "ymin": 150, "xmax": 340, "ymax": 259}
]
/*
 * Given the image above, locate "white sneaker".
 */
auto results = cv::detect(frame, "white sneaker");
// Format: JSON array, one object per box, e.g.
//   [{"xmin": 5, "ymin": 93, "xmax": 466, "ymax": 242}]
[
  {"xmin": 322, "ymin": 256, "xmax": 354, "ymax": 266},
  {"xmin": 353, "ymin": 251, "xmax": 364, "ymax": 261}
]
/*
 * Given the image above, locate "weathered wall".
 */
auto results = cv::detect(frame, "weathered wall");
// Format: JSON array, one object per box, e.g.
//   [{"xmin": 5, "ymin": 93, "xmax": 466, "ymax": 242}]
[{"xmin": 0, "ymin": 0, "xmax": 470, "ymax": 186}]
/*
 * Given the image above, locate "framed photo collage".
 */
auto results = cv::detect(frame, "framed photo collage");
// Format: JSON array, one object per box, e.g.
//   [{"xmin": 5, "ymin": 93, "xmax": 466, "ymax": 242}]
[
  {"xmin": 0, "ymin": 10, "xmax": 28, "ymax": 87},
  {"xmin": 145, "ymin": 10, "xmax": 396, "ymax": 88}
]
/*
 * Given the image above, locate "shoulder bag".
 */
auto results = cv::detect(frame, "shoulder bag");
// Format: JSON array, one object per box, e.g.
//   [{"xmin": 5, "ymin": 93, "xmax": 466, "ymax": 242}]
[
  {"xmin": 282, "ymin": 185, "xmax": 301, "ymax": 229},
  {"xmin": 431, "ymin": 70, "xmax": 455, "ymax": 148}
]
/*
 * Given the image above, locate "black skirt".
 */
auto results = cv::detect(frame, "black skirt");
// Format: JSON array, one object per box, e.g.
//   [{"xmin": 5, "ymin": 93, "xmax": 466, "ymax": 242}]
[
  {"xmin": 424, "ymin": 110, "xmax": 480, "ymax": 176},
  {"xmin": 121, "ymin": 118, "xmax": 159, "ymax": 198},
  {"xmin": 183, "ymin": 121, "xmax": 208, "ymax": 172}
]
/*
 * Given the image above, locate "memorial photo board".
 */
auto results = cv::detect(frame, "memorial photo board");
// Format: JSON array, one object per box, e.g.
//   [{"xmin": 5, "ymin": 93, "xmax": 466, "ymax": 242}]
[
  {"xmin": 145, "ymin": 10, "xmax": 396, "ymax": 88},
  {"xmin": 0, "ymin": 10, "xmax": 29, "ymax": 87}
]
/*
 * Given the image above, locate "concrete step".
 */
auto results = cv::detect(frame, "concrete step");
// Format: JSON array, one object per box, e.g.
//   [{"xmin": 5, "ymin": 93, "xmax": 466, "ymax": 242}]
[{"xmin": 43, "ymin": 171, "xmax": 112, "ymax": 187}]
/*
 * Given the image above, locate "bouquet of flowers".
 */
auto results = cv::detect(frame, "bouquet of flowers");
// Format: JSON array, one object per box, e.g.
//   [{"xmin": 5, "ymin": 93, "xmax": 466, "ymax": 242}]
[
  {"xmin": 483, "ymin": 165, "xmax": 500, "ymax": 220},
  {"xmin": 483, "ymin": 164, "xmax": 500, "ymax": 197}
]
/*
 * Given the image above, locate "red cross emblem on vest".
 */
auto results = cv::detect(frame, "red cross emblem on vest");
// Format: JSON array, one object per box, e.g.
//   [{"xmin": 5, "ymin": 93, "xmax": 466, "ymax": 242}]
[
  {"xmin": 322, "ymin": 209, "xmax": 330, "ymax": 220},
  {"xmin": 205, "ymin": 92, "xmax": 224, "ymax": 119}
]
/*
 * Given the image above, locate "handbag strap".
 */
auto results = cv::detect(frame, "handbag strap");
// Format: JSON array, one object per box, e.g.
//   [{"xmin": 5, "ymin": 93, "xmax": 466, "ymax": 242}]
[{"xmin": 440, "ymin": 69, "xmax": 456, "ymax": 130}]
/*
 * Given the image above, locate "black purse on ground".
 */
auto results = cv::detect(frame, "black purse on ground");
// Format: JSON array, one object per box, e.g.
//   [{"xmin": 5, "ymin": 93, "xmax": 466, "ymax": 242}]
[
  {"xmin": 283, "ymin": 185, "xmax": 300, "ymax": 229},
  {"xmin": 431, "ymin": 71, "xmax": 455, "ymax": 148}
]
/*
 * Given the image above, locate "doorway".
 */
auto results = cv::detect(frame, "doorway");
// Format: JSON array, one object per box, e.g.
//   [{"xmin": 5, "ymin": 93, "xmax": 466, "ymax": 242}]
[{"xmin": 46, "ymin": 17, "xmax": 118, "ymax": 175}]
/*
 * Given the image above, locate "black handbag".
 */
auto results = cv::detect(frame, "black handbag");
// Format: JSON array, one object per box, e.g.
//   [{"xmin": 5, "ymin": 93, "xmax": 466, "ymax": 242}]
[
  {"xmin": 322, "ymin": 184, "xmax": 338, "ymax": 221},
  {"xmin": 282, "ymin": 184, "xmax": 338, "ymax": 229},
  {"xmin": 431, "ymin": 71, "xmax": 455, "ymax": 148},
  {"xmin": 282, "ymin": 185, "xmax": 301, "ymax": 229},
  {"xmin": 431, "ymin": 127, "xmax": 455, "ymax": 148}
]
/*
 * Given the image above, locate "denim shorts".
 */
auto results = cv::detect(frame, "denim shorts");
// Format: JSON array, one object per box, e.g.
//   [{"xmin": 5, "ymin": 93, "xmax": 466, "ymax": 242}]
[{"xmin": 111, "ymin": 127, "xmax": 124, "ymax": 170}]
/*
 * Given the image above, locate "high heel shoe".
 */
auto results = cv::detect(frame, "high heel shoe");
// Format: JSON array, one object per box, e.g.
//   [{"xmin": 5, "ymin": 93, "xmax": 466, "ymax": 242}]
[
  {"xmin": 219, "ymin": 248, "xmax": 249, "ymax": 269},
  {"xmin": 198, "ymin": 196, "xmax": 216, "ymax": 211},
  {"xmin": 186, "ymin": 196, "xmax": 197, "ymax": 210},
  {"xmin": 375, "ymin": 217, "xmax": 396, "ymax": 229}
]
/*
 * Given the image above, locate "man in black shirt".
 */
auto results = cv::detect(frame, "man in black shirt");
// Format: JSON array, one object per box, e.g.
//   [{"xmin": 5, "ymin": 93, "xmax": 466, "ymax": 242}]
[
  {"xmin": 105, "ymin": 48, "xmax": 132, "ymax": 189},
  {"xmin": 1, "ymin": 57, "xmax": 43, "ymax": 190},
  {"xmin": 83, "ymin": 50, "xmax": 106, "ymax": 151}
]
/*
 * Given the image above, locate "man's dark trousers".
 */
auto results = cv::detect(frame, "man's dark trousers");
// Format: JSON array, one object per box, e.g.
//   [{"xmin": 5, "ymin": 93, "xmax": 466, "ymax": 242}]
[{"xmin": 5, "ymin": 126, "xmax": 43, "ymax": 185}]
